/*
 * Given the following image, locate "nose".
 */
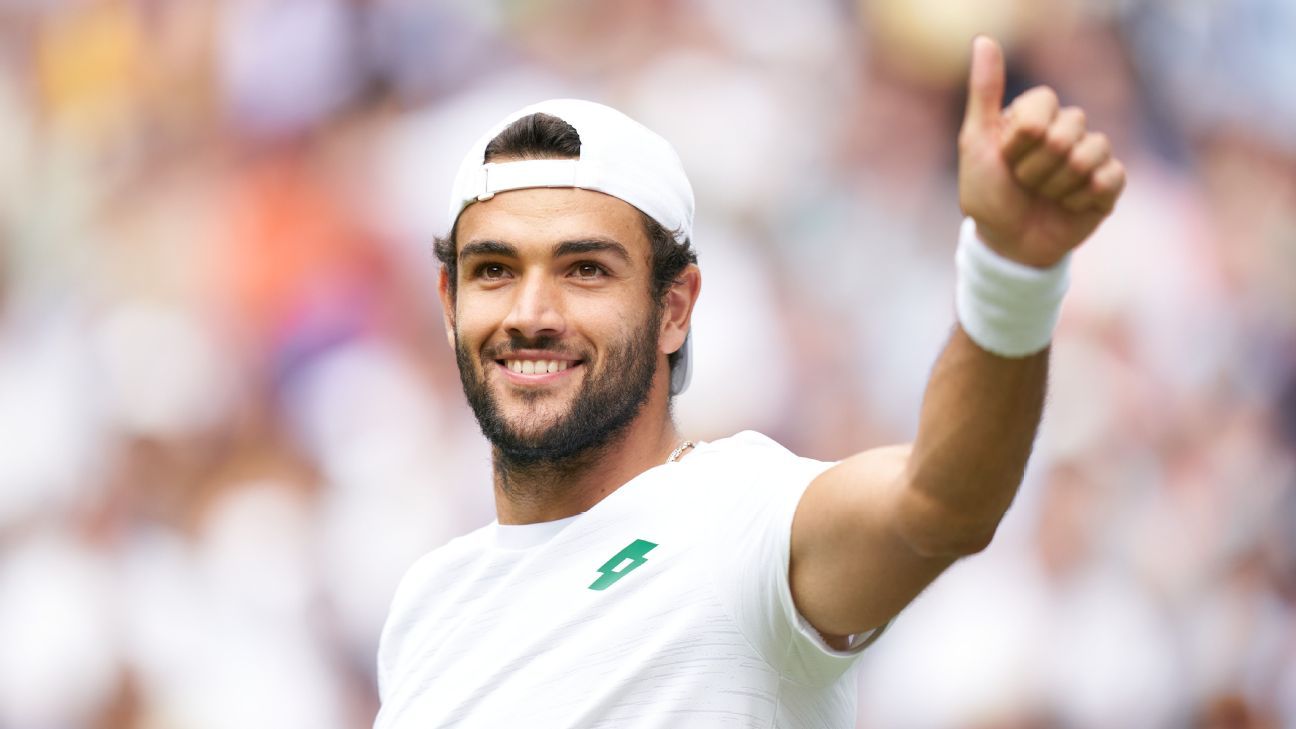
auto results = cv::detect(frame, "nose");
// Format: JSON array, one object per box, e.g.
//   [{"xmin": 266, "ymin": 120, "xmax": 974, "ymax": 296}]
[{"xmin": 501, "ymin": 270, "xmax": 565, "ymax": 340}]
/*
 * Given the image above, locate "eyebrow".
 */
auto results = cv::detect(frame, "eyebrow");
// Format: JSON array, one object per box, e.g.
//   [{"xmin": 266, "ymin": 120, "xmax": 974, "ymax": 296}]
[
  {"xmin": 458, "ymin": 240, "xmax": 518, "ymax": 262},
  {"xmin": 458, "ymin": 237, "xmax": 632, "ymax": 265},
  {"xmin": 554, "ymin": 238, "xmax": 632, "ymax": 264}
]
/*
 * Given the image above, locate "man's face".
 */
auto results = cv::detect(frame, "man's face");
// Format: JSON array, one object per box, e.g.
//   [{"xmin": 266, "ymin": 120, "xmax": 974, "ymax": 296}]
[{"xmin": 444, "ymin": 187, "xmax": 664, "ymax": 465}]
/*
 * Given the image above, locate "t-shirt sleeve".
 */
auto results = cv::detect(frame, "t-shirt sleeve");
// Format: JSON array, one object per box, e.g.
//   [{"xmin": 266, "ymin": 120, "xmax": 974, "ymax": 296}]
[{"xmin": 706, "ymin": 433, "xmax": 887, "ymax": 687}]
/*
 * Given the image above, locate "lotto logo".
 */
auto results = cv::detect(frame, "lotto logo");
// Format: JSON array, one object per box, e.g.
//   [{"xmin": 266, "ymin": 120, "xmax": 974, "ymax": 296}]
[{"xmin": 589, "ymin": 539, "xmax": 658, "ymax": 590}]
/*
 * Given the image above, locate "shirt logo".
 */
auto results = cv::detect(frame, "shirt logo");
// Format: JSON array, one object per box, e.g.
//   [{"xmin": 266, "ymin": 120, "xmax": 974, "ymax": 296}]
[{"xmin": 589, "ymin": 539, "xmax": 658, "ymax": 590}]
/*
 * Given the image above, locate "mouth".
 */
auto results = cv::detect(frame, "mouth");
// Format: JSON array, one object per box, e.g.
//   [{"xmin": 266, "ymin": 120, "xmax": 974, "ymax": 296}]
[
  {"xmin": 499, "ymin": 358, "xmax": 578, "ymax": 375},
  {"xmin": 492, "ymin": 353, "xmax": 584, "ymax": 383}
]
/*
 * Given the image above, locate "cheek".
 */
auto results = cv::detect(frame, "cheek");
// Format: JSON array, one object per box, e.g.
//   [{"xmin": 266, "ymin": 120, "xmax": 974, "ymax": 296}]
[
  {"xmin": 452, "ymin": 295, "xmax": 509, "ymax": 338},
  {"xmin": 569, "ymin": 297, "xmax": 633, "ymax": 332},
  {"xmin": 585, "ymin": 306, "xmax": 654, "ymax": 353}
]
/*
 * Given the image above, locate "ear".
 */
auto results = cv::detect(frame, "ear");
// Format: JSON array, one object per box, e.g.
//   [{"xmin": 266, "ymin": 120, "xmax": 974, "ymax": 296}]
[
  {"xmin": 659, "ymin": 264, "xmax": 701, "ymax": 357},
  {"xmin": 437, "ymin": 266, "xmax": 457, "ymax": 352}
]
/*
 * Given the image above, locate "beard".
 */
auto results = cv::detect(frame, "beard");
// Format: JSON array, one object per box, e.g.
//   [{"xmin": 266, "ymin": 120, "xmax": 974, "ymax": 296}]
[{"xmin": 454, "ymin": 307, "xmax": 661, "ymax": 472}]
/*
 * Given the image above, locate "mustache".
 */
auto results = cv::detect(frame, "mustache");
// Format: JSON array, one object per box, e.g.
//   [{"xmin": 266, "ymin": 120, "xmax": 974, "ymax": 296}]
[{"xmin": 482, "ymin": 334, "xmax": 584, "ymax": 361}]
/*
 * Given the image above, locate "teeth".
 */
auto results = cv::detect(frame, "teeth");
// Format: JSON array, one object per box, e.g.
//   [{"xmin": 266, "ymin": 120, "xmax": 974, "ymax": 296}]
[{"xmin": 504, "ymin": 359, "xmax": 572, "ymax": 374}]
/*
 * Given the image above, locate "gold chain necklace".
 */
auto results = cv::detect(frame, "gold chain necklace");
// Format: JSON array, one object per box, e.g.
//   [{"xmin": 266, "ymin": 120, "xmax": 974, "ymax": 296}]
[{"xmin": 667, "ymin": 440, "xmax": 695, "ymax": 464}]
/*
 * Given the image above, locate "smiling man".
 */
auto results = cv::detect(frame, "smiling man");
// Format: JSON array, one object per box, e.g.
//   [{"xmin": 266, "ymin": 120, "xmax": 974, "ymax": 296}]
[{"xmin": 374, "ymin": 37, "xmax": 1125, "ymax": 728}]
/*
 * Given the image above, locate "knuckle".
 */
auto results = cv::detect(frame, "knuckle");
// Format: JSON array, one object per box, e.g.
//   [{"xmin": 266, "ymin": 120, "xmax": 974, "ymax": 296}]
[
  {"xmin": 1071, "ymin": 134, "xmax": 1109, "ymax": 168},
  {"xmin": 1044, "ymin": 128, "xmax": 1073, "ymax": 155},
  {"xmin": 1015, "ymin": 118, "xmax": 1048, "ymax": 140},
  {"xmin": 1067, "ymin": 151, "xmax": 1093, "ymax": 175},
  {"xmin": 1098, "ymin": 161, "xmax": 1127, "ymax": 189},
  {"xmin": 1029, "ymin": 85, "xmax": 1059, "ymax": 106}
]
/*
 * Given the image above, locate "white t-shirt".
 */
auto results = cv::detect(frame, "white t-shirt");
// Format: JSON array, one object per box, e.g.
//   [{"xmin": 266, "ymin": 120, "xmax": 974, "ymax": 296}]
[{"xmin": 374, "ymin": 431, "xmax": 882, "ymax": 728}]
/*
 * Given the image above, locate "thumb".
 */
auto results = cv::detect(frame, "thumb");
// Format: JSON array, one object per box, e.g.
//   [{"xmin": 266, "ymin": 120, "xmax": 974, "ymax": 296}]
[{"xmin": 963, "ymin": 35, "xmax": 1006, "ymax": 136}]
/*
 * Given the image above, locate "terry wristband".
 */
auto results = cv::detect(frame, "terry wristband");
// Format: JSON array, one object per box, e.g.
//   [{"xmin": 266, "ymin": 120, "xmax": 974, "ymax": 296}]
[{"xmin": 954, "ymin": 217, "xmax": 1070, "ymax": 358}]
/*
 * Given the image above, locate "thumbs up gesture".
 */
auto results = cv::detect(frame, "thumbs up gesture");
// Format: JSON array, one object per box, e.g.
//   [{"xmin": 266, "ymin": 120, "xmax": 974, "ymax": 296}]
[{"xmin": 958, "ymin": 37, "xmax": 1126, "ymax": 268}]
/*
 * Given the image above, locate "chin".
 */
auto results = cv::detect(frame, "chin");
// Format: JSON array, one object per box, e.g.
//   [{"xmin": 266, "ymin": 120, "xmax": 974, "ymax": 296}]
[
  {"xmin": 498, "ymin": 401, "xmax": 573, "ymax": 438},
  {"xmin": 495, "ymin": 378, "xmax": 574, "ymax": 409}
]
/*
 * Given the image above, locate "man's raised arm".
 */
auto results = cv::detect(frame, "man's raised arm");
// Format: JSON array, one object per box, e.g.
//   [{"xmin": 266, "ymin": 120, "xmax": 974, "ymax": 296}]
[{"xmin": 788, "ymin": 36, "xmax": 1127, "ymax": 641}]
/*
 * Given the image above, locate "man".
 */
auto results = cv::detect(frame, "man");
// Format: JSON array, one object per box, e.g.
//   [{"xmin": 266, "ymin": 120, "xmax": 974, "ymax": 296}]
[{"xmin": 374, "ymin": 37, "xmax": 1124, "ymax": 728}]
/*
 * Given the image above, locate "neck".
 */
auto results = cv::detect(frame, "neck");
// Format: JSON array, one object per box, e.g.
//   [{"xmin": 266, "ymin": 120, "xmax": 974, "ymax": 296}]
[{"xmin": 492, "ymin": 395, "xmax": 683, "ymax": 525}]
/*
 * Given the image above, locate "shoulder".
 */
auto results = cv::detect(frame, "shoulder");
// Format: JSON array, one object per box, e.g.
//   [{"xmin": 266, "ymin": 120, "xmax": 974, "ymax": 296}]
[
  {"xmin": 390, "ymin": 525, "xmax": 492, "ymax": 604},
  {"xmin": 376, "ymin": 524, "xmax": 493, "ymax": 695},
  {"xmin": 689, "ymin": 431, "xmax": 833, "ymax": 481},
  {"xmin": 379, "ymin": 525, "xmax": 492, "ymax": 645},
  {"xmin": 661, "ymin": 431, "xmax": 836, "ymax": 516}
]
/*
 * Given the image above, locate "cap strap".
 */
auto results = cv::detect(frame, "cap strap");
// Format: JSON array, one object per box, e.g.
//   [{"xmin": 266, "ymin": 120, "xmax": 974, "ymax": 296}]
[{"xmin": 475, "ymin": 159, "xmax": 602, "ymax": 202}]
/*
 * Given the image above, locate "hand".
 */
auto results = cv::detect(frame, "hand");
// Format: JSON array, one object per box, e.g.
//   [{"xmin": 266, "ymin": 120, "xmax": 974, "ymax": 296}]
[{"xmin": 957, "ymin": 36, "xmax": 1126, "ymax": 268}]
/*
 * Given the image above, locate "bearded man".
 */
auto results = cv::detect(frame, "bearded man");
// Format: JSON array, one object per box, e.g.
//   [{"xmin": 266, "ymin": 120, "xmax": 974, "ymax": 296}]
[{"xmin": 374, "ymin": 37, "xmax": 1125, "ymax": 728}]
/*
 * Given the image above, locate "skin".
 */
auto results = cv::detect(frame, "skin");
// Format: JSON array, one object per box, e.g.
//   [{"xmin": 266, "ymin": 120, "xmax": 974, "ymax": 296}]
[
  {"xmin": 442, "ymin": 36, "xmax": 1126, "ymax": 642},
  {"xmin": 440, "ymin": 187, "xmax": 700, "ymax": 525},
  {"xmin": 788, "ymin": 36, "xmax": 1125, "ymax": 641}
]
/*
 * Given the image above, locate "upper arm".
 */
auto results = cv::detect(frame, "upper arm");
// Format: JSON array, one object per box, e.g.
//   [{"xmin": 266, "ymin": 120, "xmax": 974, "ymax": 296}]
[{"xmin": 788, "ymin": 444, "xmax": 962, "ymax": 640}]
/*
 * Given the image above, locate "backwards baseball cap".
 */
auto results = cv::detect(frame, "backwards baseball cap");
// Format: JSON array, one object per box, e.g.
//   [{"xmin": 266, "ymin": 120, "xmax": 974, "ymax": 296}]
[{"xmin": 447, "ymin": 98, "xmax": 697, "ymax": 395}]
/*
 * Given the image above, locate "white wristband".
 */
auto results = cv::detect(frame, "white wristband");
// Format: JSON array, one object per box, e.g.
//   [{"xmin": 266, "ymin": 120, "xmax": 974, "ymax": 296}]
[{"xmin": 955, "ymin": 217, "xmax": 1070, "ymax": 358}]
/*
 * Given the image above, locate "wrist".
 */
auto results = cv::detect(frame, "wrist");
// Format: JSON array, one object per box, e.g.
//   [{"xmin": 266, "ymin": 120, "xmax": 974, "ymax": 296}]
[{"xmin": 955, "ymin": 217, "xmax": 1070, "ymax": 358}]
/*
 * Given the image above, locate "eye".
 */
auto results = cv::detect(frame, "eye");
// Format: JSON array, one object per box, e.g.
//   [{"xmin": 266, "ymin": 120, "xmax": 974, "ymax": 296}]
[
  {"xmin": 475, "ymin": 263, "xmax": 509, "ymax": 280},
  {"xmin": 572, "ymin": 262, "xmax": 607, "ymax": 279}
]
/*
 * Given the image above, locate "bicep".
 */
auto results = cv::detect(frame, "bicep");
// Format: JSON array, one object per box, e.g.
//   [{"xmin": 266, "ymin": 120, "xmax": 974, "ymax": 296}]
[{"xmin": 788, "ymin": 444, "xmax": 958, "ymax": 639}]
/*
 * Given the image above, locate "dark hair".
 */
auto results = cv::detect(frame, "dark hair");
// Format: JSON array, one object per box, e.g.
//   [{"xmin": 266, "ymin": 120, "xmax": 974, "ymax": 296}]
[{"xmin": 435, "ymin": 113, "xmax": 698, "ymax": 372}]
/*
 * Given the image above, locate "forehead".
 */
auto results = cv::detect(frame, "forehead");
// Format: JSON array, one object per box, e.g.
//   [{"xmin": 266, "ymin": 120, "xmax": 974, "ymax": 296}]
[{"xmin": 455, "ymin": 187, "xmax": 649, "ymax": 257}]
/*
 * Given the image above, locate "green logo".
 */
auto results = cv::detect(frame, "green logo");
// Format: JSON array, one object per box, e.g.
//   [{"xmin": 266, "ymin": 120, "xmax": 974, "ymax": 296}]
[{"xmin": 589, "ymin": 539, "xmax": 658, "ymax": 591}]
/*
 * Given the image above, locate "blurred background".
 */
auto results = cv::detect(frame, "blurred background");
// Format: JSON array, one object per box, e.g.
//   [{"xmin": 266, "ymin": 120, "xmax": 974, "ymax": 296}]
[{"xmin": 0, "ymin": 0, "xmax": 1294, "ymax": 727}]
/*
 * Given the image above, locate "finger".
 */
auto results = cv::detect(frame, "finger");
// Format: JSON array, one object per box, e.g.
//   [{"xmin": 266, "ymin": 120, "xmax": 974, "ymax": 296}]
[
  {"xmin": 962, "ymin": 36, "xmax": 1006, "ymax": 138},
  {"xmin": 1039, "ymin": 129, "xmax": 1111, "ymax": 199},
  {"xmin": 1001, "ymin": 86, "xmax": 1060, "ymax": 162},
  {"xmin": 1061, "ymin": 158, "xmax": 1127, "ymax": 214},
  {"xmin": 1012, "ymin": 106, "xmax": 1087, "ymax": 191}
]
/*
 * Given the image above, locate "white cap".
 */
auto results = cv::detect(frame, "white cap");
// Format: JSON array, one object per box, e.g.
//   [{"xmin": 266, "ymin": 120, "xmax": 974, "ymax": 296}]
[{"xmin": 446, "ymin": 99, "xmax": 696, "ymax": 395}]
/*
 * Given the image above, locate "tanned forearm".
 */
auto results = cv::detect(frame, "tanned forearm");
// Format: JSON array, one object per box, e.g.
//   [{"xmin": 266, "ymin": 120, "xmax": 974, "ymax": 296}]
[{"xmin": 896, "ymin": 325, "xmax": 1047, "ymax": 557}]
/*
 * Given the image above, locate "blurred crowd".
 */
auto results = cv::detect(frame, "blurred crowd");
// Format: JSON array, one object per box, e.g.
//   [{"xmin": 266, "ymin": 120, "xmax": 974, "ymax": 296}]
[{"xmin": 0, "ymin": 0, "xmax": 1293, "ymax": 727}]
